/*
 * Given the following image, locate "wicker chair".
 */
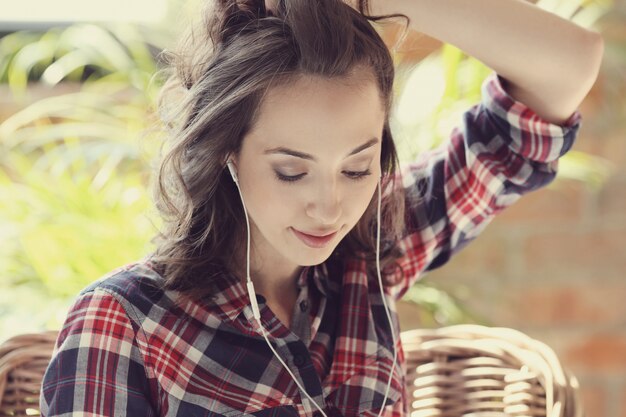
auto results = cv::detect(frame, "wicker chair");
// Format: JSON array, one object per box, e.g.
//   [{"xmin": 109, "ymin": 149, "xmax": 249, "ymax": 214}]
[
  {"xmin": 400, "ymin": 324, "xmax": 583, "ymax": 417},
  {"xmin": 0, "ymin": 330, "xmax": 58, "ymax": 417},
  {"xmin": 0, "ymin": 326, "xmax": 583, "ymax": 417}
]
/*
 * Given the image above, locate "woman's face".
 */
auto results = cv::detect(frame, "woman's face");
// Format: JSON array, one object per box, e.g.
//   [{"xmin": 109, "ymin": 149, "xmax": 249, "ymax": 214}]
[{"xmin": 230, "ymin": 72, "xmax": 386, "ymax": 272}]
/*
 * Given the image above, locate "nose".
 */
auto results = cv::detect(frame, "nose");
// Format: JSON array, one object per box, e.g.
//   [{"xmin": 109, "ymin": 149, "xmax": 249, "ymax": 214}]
[{"xmin": 305, "ymin": 179, "xmax": 342, "ymax": 226}]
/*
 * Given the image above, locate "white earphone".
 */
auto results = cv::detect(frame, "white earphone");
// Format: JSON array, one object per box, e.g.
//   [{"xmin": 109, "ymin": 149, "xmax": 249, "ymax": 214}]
[
  {"xmin": 225, "ymin": 158, "xmax": 261, "ymax": 320},
  {"xmin": 225, "ymin": 157, "xmax": 395, "ymax": 417},
  {"xmin": 226, "ymin": 159, "xmax": 239, "ymax": 183}
]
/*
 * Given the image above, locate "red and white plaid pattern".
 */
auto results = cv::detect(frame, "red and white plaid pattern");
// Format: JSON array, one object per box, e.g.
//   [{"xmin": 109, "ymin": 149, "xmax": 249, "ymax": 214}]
[{"xmin": 40, "ymin": 72, "xmax": 581, "ymax": 417}]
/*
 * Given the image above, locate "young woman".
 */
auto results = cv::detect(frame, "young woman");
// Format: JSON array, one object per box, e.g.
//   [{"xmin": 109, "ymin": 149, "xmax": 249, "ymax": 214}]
[{"xmin": 40, "ymin": 0, "xmax": 603, "ymax": 416}]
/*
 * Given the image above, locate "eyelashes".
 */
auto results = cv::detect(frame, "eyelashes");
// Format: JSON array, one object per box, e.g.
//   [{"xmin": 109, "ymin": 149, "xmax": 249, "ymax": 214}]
[{"xmin": 274, "ymin": 170, "xmax": 372, "ymax": 183}]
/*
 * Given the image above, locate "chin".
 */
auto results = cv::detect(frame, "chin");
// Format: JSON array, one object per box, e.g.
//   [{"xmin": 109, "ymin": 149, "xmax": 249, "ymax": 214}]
[{"xmin": 288, "ymin": 247, "xmax": 335, "ymax": 267}]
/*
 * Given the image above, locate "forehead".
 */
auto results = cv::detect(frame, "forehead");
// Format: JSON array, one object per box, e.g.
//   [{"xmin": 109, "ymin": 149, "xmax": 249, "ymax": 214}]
[{"xmin": 245, "ymin": 72, "xmax": 386, "ymax": 154}]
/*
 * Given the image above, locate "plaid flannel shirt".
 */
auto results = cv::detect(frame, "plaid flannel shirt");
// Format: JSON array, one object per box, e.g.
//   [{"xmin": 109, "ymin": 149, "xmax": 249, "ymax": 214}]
[{"xmin": 40, "ymin": 72, "xmax": 582, "ymax": 417}]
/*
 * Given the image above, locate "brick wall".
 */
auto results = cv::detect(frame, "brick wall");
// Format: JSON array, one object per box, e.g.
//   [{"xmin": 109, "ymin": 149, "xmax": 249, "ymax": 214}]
[
  {"xmin": 396, "ymin": 4, "xmax": 626, "ymax": 416},
  {"xmin": 2, "ymin": 4, "xmax": 623, "ymax": 415}
]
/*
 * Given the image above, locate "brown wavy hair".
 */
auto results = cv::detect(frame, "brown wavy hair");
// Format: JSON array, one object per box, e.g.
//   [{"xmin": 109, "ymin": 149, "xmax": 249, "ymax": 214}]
[{"xmin": 149, "ymin": 0, "xmax": 412, "ymax": 305}]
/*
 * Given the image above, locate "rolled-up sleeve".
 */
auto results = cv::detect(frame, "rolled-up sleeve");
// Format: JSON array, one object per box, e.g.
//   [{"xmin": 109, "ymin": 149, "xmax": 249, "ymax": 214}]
[
  {"xmin": 40, "ymin": 289, "xmax": 159, "ymax": 416},
  {"xmin": 386, "ymin": 71, "xmax": 582, "ymax": 301}
]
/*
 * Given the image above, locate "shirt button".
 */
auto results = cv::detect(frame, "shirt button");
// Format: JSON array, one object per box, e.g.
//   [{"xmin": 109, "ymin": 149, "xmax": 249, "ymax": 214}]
[
  {"xmin": 293, "ymin": 354, "xmax": 305, "ymax": 366},
  {"xmin": 299, "ymin": 300, "xmax": 309, "ymax": 312}
]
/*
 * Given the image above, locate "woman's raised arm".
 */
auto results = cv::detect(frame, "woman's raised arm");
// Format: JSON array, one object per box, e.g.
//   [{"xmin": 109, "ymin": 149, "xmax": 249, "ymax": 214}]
[{"xmin": 371, "ymin": 0, "xmax": 604, "ymax": 125}]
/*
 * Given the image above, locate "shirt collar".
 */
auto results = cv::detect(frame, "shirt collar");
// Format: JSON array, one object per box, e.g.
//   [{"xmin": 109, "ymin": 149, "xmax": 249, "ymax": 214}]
[{"xmin": 211, "ymin": 262, "xmax": 332, "ymax": 324}]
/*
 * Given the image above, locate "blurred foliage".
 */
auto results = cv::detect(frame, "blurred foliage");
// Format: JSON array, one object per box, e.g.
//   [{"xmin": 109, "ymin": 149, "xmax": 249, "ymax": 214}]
[
  {"xmin": 0, "ymin": 25, "xmax": 157, "ymax": 99},
  {"xmin": 0, "ymin": 23, "xmax": 165, "ymax": 340},
  {"xmin": 402, "ymin": 283, "xmax": 486, "ymax": 327},
  {"xmin": 0, "ymin": 0, "xmax": 618, "ymax": 342},
  {"xmin": 0, "ymin": 152, "xmax": 155, "ymax": 297}
]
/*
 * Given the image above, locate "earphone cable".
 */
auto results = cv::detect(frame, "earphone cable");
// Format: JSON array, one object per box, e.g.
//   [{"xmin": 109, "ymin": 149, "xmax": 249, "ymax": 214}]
[
  {"xmin": 231, "ymin": 173, "xmax": 330, "ymax": 417},
  {"xmin": 230, "ymin": 163, "xmax": 396, "ymax": 417},
  {"xmin": 374, "ymin": 174, "xmax": 397, "ymax": 417}
]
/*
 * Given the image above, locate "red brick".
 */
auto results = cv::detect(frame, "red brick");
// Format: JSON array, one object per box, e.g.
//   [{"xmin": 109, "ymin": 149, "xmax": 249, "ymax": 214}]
[
  {"xmin": 419, "ymin": 233, "xmax": 511, "ymax": 324},
  {"xmin": 564, "ymin": 333, "xmax": 626, "ymax": 373},
  {"xmin": 495, "ymin": 182, "xmax": 585, "ymax": 225},
  {"xmin": 579, "ymin": 74, "xmax": 606, "ymax": 119},
  {"xmin": 508, "ymin": 330, "xmax": 590, "ymax": 370},
  {"xmin": 523, "ymin": 228, "xmax": 626, "ymax": 282},
  {"xmin": 600, "ymin": 129, "xmax": 626, "ymax": 163},
  {"xmin": 434, "ymin": 230, "xmax": 509, "ymax": 277},
  {"xmin": 570, "ymin": 132, "xmax": 610, "ymax": 159},
  {"xmin": 597, "ymin": 175, "xmax": 626, "ymax": 218},
  {"xmin": 397, "ymin": 299, "xmax": 426, "ymax": 331},
  {"xmin": 495, "ymin": 283, "xmax": 626, "ymax": 327}
]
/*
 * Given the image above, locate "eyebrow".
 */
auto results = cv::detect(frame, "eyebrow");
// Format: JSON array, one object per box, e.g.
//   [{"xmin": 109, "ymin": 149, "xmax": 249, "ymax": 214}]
[{"xmin": 263, "ymin": 137, "xmax": 379, "ymax": 161}]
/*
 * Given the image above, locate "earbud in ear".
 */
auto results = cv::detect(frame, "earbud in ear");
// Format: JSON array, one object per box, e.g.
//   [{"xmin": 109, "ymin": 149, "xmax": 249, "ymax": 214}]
[{"xmin": 226, "ymin": 159, "xmax": 238, "ymax": 183}]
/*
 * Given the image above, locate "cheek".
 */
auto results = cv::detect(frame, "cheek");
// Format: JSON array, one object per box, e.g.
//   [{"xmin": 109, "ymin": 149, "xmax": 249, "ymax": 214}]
[
  {"xmin": 243, "ymin": 178, "xmax": 299, "ymax": 222},
  {"xmin": 343, "ymin": 180, "xmax": 378, "ymax": 222}
]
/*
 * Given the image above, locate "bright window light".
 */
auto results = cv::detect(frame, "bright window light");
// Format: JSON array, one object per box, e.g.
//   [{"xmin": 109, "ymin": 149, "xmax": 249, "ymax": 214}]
[{"xmin": 0, "ymin": 0, "xmax": 168, "ymax": 27}]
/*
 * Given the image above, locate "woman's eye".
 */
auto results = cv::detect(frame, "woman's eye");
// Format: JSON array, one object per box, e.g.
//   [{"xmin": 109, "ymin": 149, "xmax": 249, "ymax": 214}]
[
  {"xmin": 344, "ymin": 169, "xmax": 372, "ymax": 180},
  {"xmin": 274, "ymin": 170, "xmax": 372, "ymax": 183},
  {"xmin": 274, "ymin": 172, "xmax": 306, "ymax": 182}
]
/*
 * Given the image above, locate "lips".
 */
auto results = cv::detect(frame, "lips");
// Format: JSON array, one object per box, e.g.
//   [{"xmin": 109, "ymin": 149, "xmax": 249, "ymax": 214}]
[
  {"xmin": 299, "ymin": 230, "xmax": 337, "ymax": 237},
  {"xmin": 292, "ymin": 228, "xmax": 338, "ymax": 248}
]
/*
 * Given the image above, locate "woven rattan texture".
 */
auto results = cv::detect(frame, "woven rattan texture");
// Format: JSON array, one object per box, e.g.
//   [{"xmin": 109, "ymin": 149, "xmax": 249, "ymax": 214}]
[
  {"xmin": 400, "ymin": 325, "xmax": 583, "ymax": 417},
  {"xmin": 0, "ymin": 331, "xmax": 58, "ymax": 417},
  {"xmin": 0, "ymin": 325, "xmax": 584, "ymax": 417}
]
